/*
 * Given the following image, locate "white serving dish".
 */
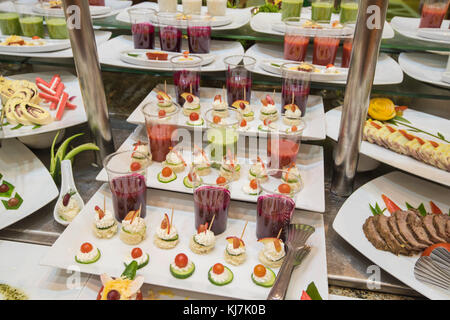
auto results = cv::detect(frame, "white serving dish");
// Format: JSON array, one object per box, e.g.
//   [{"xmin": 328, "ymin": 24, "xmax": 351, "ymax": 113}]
[
  {"xmin": 333, "ymin": 171, "xmax": 450, "ymax": 300},
  {"xmin": 32, "ymin": 3, "xmax": 112, "ymax": 16},
  {"xmin": 41, "ymin": 183, "xmax": 328, "ymax": 300},
  {"xmin": 245, "ymin": 43, "xmax": 404, "ymax": 85},
  {"xmin": 120, "ymin": 49, "xmax": 216, "ymax": 68},
  {"xmin": 398, "ymin": 52, "xmax": 450, "ymax": 89},
  {"xmin": 95, "ymin": 125, "xmax": 325, "ymax": 212},
  {"xmin": 325, "ymin": 107, "xmax": 450, "ymax": 187},
  {"xmin": 391, "ymin": 17, "xmax": 450, "ymax": 44},
  {"xmin": 1, "ymin": 70, "xmax": 88, "ymax": 139},
  {"xmin": 126, "ymin": 84, "xmax": 326, "ymax": 141},
  {"xmin": 0, "ymin": 138, "xmax": 58, "ymax": 230},
  {"xmin": 0, "ymin": 37, "xmax": 71, "ymax": 53},
  {"xmin": 97, "ymin": 35, "xmax": 244, "ymax": 72}
]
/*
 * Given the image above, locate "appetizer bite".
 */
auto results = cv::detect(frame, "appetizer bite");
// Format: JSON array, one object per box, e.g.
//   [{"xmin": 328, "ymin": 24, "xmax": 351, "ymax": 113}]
[
  {"xmin": 232, "ymin": 100, "xmax": 254, "ymax": 122},
  {"xmin": 75, "ymin": 242, "xmax": 101, "ymax": 264},
  {"xmin": 260, "ymin": 94, "xmax": 278, "ymax": 122},
  {"xmin": 131, "ymin": 141, "xmax": 152, "ymax": 167},
  {"xmin": 183, "ymin": 166, "xmax": 202, "ymax": 188},
  {"xmin": 224, "ymin": 222, "xmax": 248, "ymax": 266},
  {"xmin": 120, "ymin": 207, "xmax": 147, "ymax": 245},
  {"xmin": 249, "ymin": 157, "xmax": 268, "ymax": 182},
  {"xmin": 257, "ymin": 237, "xmax": 286, "ymax": 268},
  {"xmin": 219, "ymin": 155, "xmax": 241, "ymax": 181},
  {"xmin": 192, "ymin": 146, "xmax": 211, "ymax": 176},
  {"xmin": 57, "ymin": 190, "xmax": 81, "ymax": 222},
  {"xmin": 154, "ymin": 211, "xmax": 179, "ymax": 249},
  {"xmin": 283, "ymin": 104, "xmax": 302, "ymax": 125},
  {"xmin": 190, "ymin": 220, "xmax": 216, "ymax": 254},
  {"xmin": 157, "ymin": 166, "xmax": 177, "ymax": 183},
  {"xmin": 258, "ymin": 119, "xmax": 273, "ymax": 132},
  {"xmin": 98, "ymin": 261, "xmax": 144, "ymax": 300},
  {"xmin": 186, "ymin": 111, "xmax": 204, "ymax": 126},
  {"xmin": 212, "ymin": 94, "xmax": 229, "ymax": 118},
  {"xmin": 239, "ymin": 118, "xmax": 249, "ymax": 131},
  {"xmin": 181, "ymin": 92, "xmax": 201, "ymax": 116},
  {"xmin": 208, "ymin": 263, "xmax": 234, "ymax": 286},
  {"xmin": 242, "ymin": 178, "xmax": 261, "ymax": 196},
  {"xmin": 170, "ymin": 253, "xmax": 196, "ymax": 279},
  {"xmin": 281, "ymin": 164, "xmax": 302, "ymax": 193},
  {"xmin": 251, "ymin": 264, "xmax": 276, "ymax": 288},
  {"xmin": 93, "ymin": 205, "xmax": 118, "ymax": 239},
  {"xmin": 156, "ymin": 90, "xmax": 176, "ymax": 113},
  {"xmin": 124, "ymin": 247, "xmax": 149, "ymax": 270},
  {"xmin": 162, "ymin": 147, "xmax": 186, "ymax": 173}
]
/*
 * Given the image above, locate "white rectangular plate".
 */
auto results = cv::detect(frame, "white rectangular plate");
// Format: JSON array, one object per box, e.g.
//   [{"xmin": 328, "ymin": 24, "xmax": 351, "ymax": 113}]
[
  {"xmin": 98, "ymin": 35, "xmax": 244, "ymax": 72},
  {"xmin": 41, "ymin": 183, "xmax": 328, "ymax": 300},
  {"xmin": 250, "ymin": 11, "xmax": 394, "ymax": 39},
  {"xmin": 1, "ymin": 70, "xmax": 88, "ymax": 139},
  {"xmin": 0, "ymin": 139, "xmax": 58, "ymax": 230},
  {"xmin": 246, "ymin": 43, "xmax": 404, "ymax": 85},
  {"xmin": 332, "ymin": 171, "xmax": 450, "ymax": 300},
  {"xmin": 0, "ymin": 240, "xmax": 90, "ymax": 300},
  {"xmin": 95, "ymin": 125, "xmax": 325, "ymax": 212},
  {"xmin": 325, "ymin": 107, "xmax": 450, "ymax": 187},
  {"xmin": 0, "ymin": 37, "xmax": 71, "ymax": 53},
  {"xmin": 391, "ymin": 17, "xmax": 450, "ymax": 45},
  {"xmin": 126, "ymin": 83, "xmax": 326, "ymax": 141},
  {"xmin": 115, "ymin": 2, "xmax": 251, "ymax": 31}
]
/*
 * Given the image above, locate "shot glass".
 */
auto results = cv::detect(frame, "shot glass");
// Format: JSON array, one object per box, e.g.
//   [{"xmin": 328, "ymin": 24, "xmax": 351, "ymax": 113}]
[
  {"xmin": 104, "ymin": 150, "xmax": 150, "ymax": 221},
  {"xmin": 187, "ymin": 15, "xmax": 211, "ymax": 54},
  {"xmin": 0, "ymin": 1, "xmax": 22, "ymax": 36},
  {"xmin": 15, "ymin": 1, "xmax": 44, "ymax": 38},
  {"xmin": 284, "ymin": 17, "xmax": 310, "ymax": 62},
  {"xmin": 45, "ymin": 15, "xmax": 68, "ymax": 39},
  {"xmin": 224, "ymin": 55, "xmax": 256, "ymax": 104},
  {"xmin": 341, "ymin": 37, "xmax": 353, "ymax": 68},
  {"xmin": 171, "ymin": 54, "xmax": 203, "ymax": 105},
  {"xmin": 281, "ymin": 62, "xmax": 312, "ymax": 116},
  {"xmin": 158, "ymin": 0, "xmax": 178, "ymax": 12},
  {"xmin": 157, "ymin": 12, "xmax": 183, "ymax": 52},
  {"xmin": 182, "ymin": 0, "xmax": 202, "ymax": 15},
  {"xmin": 311, "ymin": 0, "xmax": 334, "ymax": 23},
  {"xmin": 281, "ymin": 0, "xmax": 304, "ymax": 21},
  {"xmin": 128, "ymin": 8, "xmax": 156, "ymax": 49},
  {"xmin": 339, "ymin": 0, "xmax": 359, "ymax": 24},
  {"xmin": 266, "ymin": 123, "xmax": 305, "ymax": 170},
  {"xmin": 313, "ymin": 36, "xmax": 340, "ymax": 66},
  {"xmin": 419, "ymin": 0, "xmax": 449, "ymax": 28},
  {"xmin": 207, "ymin": 0, "xmax": 227, "ymax": 16}
]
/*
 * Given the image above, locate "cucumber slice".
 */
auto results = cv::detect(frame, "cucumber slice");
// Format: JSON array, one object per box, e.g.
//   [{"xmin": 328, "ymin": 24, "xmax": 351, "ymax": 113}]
[
  {"xmin": 170, "ymin": 262, "xmax": 195, "ymax": 279},
  {"xmin": 157, "ymin": 172, "xmax": 177, "ymax": 183},
  {"xmin": 159, "ymin": 234, "xmax": 179, "ymax": 242},
  {"xmin": 258, "ymin": 125, "xmax": 270, "ymax": 132},
  {"xmin": 282, "ymin": 177, "xmax": 299, "ymax": 183},
  {"xmin": 261, "ymin": 110, "xmax": 277, "ymax": 116},
  {"xmin": 251, "ymin": 267, "xmax": 276, "ymax": 288},
  {"xmin": 226, "ymin": 248, "xmax": 245, "ymax": 257},
  {"xmin": 243, "ymin": 111, "xmax": 254, "ymax": 117},
  {"xmin": 193, "ymin": 235, "xmax": 206, "ymax": 247},
  {"xmin": 75, "ymin": 249, "xmax": 101, "ymax": 264},
  {"xmin": 124, "ymin": 253, "xmax": 149, "ymax": 270},
  {"xmin": 187, "ymin": 118, "xmax": 204, "ymax": 126},
  {"xmin": 221, "ymin": 164, "xmax": 241, "ymax": 173},
  {"xmin": 208, "ymin": 266, "xmax": 233, "ymax": 286},
  {"xmin": 96, "ymin": 222, "xmax": 116, "ymax": 230}
]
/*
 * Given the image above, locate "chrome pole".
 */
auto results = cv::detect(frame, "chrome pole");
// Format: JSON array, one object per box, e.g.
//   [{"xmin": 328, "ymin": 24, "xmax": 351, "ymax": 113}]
[
  {"xmin": 62, "ymin": 0, "xmax": 114, "ymax": 165},
  {"xmin": 331, "ymin": 0, "xmax": 389, "ymax": 196}
]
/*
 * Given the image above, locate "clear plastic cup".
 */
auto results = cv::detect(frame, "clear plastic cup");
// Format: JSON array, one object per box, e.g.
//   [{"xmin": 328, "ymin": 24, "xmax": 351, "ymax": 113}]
[
  {"xmin": 45, "ymin": 15, "xmax": 68, "ymax": 39},
  {"xmin": 311, "ymin": 0, "xmax": 334, "ymax": 23},
  {"xmin": 419, "ymin": 0, "xmax": 449, "ymax": 28},
  {"xmin": 158, "ymin": 0, "xmax": 178, "ymax": 13},
  {"xmin": 313, "ymin": 36, "xmax": 340, "ymax": 66},
  {"xmin": 0, "ymin": 1, "xmax": 22, "ymax": 36},
  {"xmin": 157, "ymin": 12, "xmax": 183, "ymax": 52},
  {"xmin": 339, "ymin": 0, "xmax": 358, "ymax": 24},
  {"xmin": 207, "ymin": 0, "xmax": 227, "ymax": 16},
  {"xmin": 281, "ymin": 62, "xmax": 312, "ymax": 116},
  {"xmin": 15, "ymin": 1, "xmax": 44, "ymax": 38},
  {"xmin": 283, "ymin": 17, "xmax": 310, "ymax": 62},
  {"xmin": 224, "ymin": 55, "xmax": 256, "ymax": 104},
  {"xmin": 187, "ymin": 15, "xmax": 211, "ymax": 54},
  {"xmin": 171, "ymin": 54, "xmax": 203, "ymax": 105},
  {"xmin": 128, "ymin": 8, "xmax": 156, "ymax": 49},
  {"xmin": 182, "ymin": 0, "xmax": 202, "ymax": 15}
]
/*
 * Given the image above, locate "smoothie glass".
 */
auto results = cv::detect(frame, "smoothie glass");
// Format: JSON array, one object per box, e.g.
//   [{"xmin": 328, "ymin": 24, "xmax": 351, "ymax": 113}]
[
  {"xmin": 158, "ymin": 0, "xmax": 178, "ymax": 12},
  {"xmin": 207, "ymin": 0, "xmax": 227, "ymax": 16},
  {"xmin": 224, "ymin": 55, "xmax": 256, "ymax": 104},
  {"xmin": 313, "ymin": 36, "xmax": 340, "ymax": 66},
  {"xmin": 171, "ymin": 54, "xmax": 203, "ymax": 104},
  {"xmin": 281, "ymin": 62, "xmax": 312, "ymax": 116},
  {"xmin": 266, "ymin": 123, "xmax": 305, "ymax": 169},
  {"xmin": 257, "ymin": 169, "xmax": 301, "ymax": 241},
  {"xmin": 311, "ymin": 0, "xmax": 334, "ymax": 23},
  {"xmin": 89, "ymin": 0, "xmax": 105, "ymax": 5},
  {"xmin": 15, "ymin": 1, "xmax": 44, "ymax": 38},
  {"xmin": 157, "ymin": 12, "xmax": 183, "ymax": 52},
  {"xmin": 187, "ymin": 16, "xmax": 211, "ymax": 54},
  {"xmin": 281, "ymin": 0, "xmax": 304, "ymax": 21},
  {"xmin": 341, "ymin": 37, "xmax": 353, "ymax": 68},
  {"xmin": 142, "ymin": 101, "xmax": 180, "ymax": 163},
  {"xmin": 182, "ymin": 0, "xmax": 202, "ymax": 15},
  {"xmin": 104, "ymin": 150, "xmax": 150, "ymax": 221},
  {"xmin": 193, "ymin": 179, "xmax": 231, "ymax": 235},
  {"xmin": 0, "ymin": 1, "xmax": 22, "ymax": 36},
  {"xmin": 128, "ymin": 8, "xmax": 156, "ymax": 49},
  {"xmin": 419, "ymin": 0, "xmax": 449, "ymax": 28},
  {"xmin": 205, "ymin": 107, "xmax": 240, "ymax": 162},
  {"xmin": 339, "ymin": 0, "xmax": 359, "ymax": 24},
  {"xmin": 45, "ymin": 16, "xmax": 69, "ymax": 39},
  {"xmin": 284, "ymin": 17, "xmax": 310, "ymax": 62}
]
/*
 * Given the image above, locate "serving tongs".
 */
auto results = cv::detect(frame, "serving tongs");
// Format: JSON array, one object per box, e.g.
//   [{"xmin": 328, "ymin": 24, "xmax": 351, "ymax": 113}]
[
  {"xmin": 267, "ymin": 224, "xmax": 315, "ymax": 300},
  {"xmin": 414, "ymin": 247, "xmax": 450, "ymax": 291}
]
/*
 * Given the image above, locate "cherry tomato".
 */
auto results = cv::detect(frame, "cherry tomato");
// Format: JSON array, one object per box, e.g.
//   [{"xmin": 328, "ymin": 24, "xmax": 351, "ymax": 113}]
[
  {"xmin": 326, "ymin": 63, "xmax": 334, "ymax": 68},
  {"xmin": 216, "ymin": 176, "xmax": 226, "ymax": 185},
  {"xmin": 291, "ymin": 125, "xmax": 298, "ymax": 132},
  {"xmin": 130, "ymin": 161, "xmax": 141, "ymax": 172},
  {"xmin": 158, "ymin": 109, "xmax": 166, "ymax": 117},
  {"xmin": 263, "ymin": 119, "xmax": 270, "ymax": 126},
  {"xmin": 175, "ymin": 253, "xmax": 188, "ymax": 268},
  {"xmin": 278, "ymin": 183, "xmax": 291, "ymax": 194},
  {"xmin": 131, "ymin": 247, "xmax": 143, "ymax": 259},
  {"xmin": 80, "ymin": 242, "xmax": 93, "ymax": 253},
  {"xmin": 212, "ymin": 263, "xmax": 224, "ymax": 275},
  {"xmin": 106, "ymin": 289, "xmax": 120, "ymax": 300},
  {"xmin": 32, "ymin": 36, "xmax": 40, "ymax": 40},
  {"xmin": 189, "ymin": 112, "xmax": 199, "ymax": 121},
  {"xmin": 253, "ymin": 264, "xmax": 266, "ymax": 278},
  {"xmin": 240, "ymin": 119, "xmax": 247, "ymax": 127},
  {"xmin": 161, "ymin": 167, "xmax": 173, "ymax": 177},
  {"xmin": 249, "ymin": 179, "xmax": 258, "ymax": 190},
  {"xmin": 186, "ymin": 95, "xmax": 194, "ymax": 103},
  {"xmin": 213, "ymin": 115, "xmax": 221, "ymax": 124},
  {"xmin": 422, "ymin": 243, "xmax": 450, "ymax": 257}
]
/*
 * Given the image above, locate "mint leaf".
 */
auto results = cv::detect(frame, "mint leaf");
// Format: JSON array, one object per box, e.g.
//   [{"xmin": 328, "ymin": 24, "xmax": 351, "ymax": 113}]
[{"xmin": 417, "ymin": 203, "xmax": 427, "ymax": 217}]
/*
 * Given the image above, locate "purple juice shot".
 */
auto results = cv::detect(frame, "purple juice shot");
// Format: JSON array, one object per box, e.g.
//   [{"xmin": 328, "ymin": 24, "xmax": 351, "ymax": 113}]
[
  {"xmin": 173, "ymin": 70, "xmax": 200, "ymax": 104},
  {"xmin": 194, "ymin": 186, "xmax": 231, "ymax": 235},
  {"xmin": 281, "ymin": 80, "xmax": 310, "ymax": 116},
  {"xmin": 110, "ymin": 173, "xmax": 147, "ymax": 221},
  {"xmin": 226, "ymin": 75, "xmax": 252, "ymax": 104},
  {"xmin": 256, "ymin": 194, "xmax": 295, "ymax": 241},
  {"xmin": 132, "ymin": 22, "xmax": 155, "ymax": 49},
  {"xmin": 159, "ymin": 25, "xmax": 182, "ymax": 52},
  {"xmin": 187, "ymin": 26, "xmax": 211, "ymax": 54}
]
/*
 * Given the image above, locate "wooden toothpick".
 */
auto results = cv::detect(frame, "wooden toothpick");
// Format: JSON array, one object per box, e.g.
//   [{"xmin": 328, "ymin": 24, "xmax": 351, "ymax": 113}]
[
  {"xmin": 170, "ymin": 208, "xmax": 174, "ymax": 228},
  {"xmin": 276, "ymin": 228, "xmax": 283, "ymax": 239},
  {"xmin": 103, "ymin": 195, "xmax": 106, "ymax": 213},
  {"xmin": 291, "ymin": 92, "xmax": 294, "ymax": 105},
  {"xmin": 164, "ymin": 80, "xmax": 167, "ymax": 93},
  {"xmin": 208, "ymin": 214, "xmax": 216, "ymax": 231},
  {"xmin": 240, "ymin": 221, "xmax": 248, "ymax": 240},
  {"xmin": 190, "ymin": 83, "xmax": 192, "ymax": 94}
]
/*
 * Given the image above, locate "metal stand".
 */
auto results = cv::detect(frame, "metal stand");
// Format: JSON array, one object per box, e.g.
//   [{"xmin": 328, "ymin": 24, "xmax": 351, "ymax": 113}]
[
  {"xmin": 331, "ymin": 0, "xmax": 389, "ymax": 196},
  {"xmin": 62, "ymin": 0, "xmax": 114, "ymax": 165}
]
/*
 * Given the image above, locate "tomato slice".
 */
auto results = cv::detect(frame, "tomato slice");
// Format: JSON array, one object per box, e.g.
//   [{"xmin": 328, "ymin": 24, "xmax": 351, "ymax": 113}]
[
  {"xmin": 429, "ymin": 201, "xmax": 443, "ymax": 214},
  {"xmin": 381, "ymin": 194, "xmax": 401, "ymax": 214},
  {"xmin": 301, "ymin": 290, "xmax": 312, "ymax": 300},
  {"xmin": 421, "ymin": 243, "xmax": 450, "ymax": 257}
]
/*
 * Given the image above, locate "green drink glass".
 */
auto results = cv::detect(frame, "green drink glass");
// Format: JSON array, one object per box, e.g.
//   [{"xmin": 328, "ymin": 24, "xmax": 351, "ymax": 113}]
[
  {"xmin": 0, "ymin": 12, "xmax": 22, "ymax": 35},
  {"xmin": 46, "ymin": 17, "xmax": 69, "ymax": 39},
  {"xmin": 19, "ymin": 16, "xmax": 44, "ymax": 38},
  {"xmin": 281, "ymin": 0, "xmax": 304, "ymax": 21},
  {"xmin": 340, "ymin": 0, "xmax": 358, "ymax": 24},
  {"xmin": 311, "ymin": 0, "xmax": 333, "ymax": 23}
]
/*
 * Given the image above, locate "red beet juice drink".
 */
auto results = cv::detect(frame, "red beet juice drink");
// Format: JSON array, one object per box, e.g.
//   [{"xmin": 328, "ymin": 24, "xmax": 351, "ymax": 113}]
[
  {"xmin": 280, "ymin": 62, "xmax": 312, "ymax": 116},
  {"xmin": 187, "ymin": 16, "xmax": 211, "ymax": 53},
  {"xmin": 224, "ymin": 55, "xmax": 256, "ymax": 104},
  {"xmin": 313, "ymin": 36, "xmax": 340, "ymax": 66},
  {"xmin": 256, "ymin": 194, "xmax": 295, "ymax": 241},
  {"xmin": 128, "ymin": 8, "xmax": 157, "ymax": 50},
  {"xmin": 89, "ymin": 0, "xmax": 105, "ymax": 5},
  {"xmin": 171, "ymin": 54, "xmax": 203, "ymax": 105},
  {"xmin": 159, "ymin": 25, "xmax": 182, "ymax": 52},
  {"xmin": 193, "ymin": 185, "xmax": 231, "ymax": 235}
]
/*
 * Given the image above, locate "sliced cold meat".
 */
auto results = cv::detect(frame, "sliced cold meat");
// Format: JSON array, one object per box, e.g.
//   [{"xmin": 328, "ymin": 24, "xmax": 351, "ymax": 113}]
[
  {"xmin": 374, "ymin": 215, "xmax": 411, "ymax": 256},
  {"xmin": 393, "ymin": 210, "xmax": 428, "ymax": 250},
  {"xmin": 406, "ymin": 211, "xmax": 433, "ymax": 247},
  {"xmin": 422, "ymin": 214, "xmax": 446, "ymax": 244},
  {"xmin": 387, "ymin": 216, "xmax": 416, "ymax": 252},
  {"xmin": 363, "ymin": 216, "xmax": 389, "ymax": 252},
  {"xmin": 433, "ymin": 214, "xmax": 449, "ymax": 243}
]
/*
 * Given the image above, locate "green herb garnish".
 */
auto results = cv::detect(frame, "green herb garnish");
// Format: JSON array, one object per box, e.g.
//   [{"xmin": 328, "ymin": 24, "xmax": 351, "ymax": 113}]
[
  {"xmin": 127, "ymin": 53, "xmax": 139, "ymax": 57},
  {"xmin": 1, "ymin": 193, "xmax": 23, "ymax": 210},
  {"xmin": 305, "ymin": 281, "xmax": 322, "ymax": 300},
  {"xmin": 0, "ymin": 181, "xmax": 14, "ymax": 198},
  {"xmin": 11, "ymin": 124, "xmax": 23, "ymax": 130},
  {"xmin": 369, "ymin": 202, "xmax": 386, "ymax": 216}
]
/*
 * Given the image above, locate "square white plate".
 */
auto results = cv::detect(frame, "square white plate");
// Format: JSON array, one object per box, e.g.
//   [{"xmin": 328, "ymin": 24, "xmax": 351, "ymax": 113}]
[
  {"xmin": 95, "ymin": 125, "xmax": 325, "ymax": 212},
  {"xmin": 1, "ymin": 70, "xmax": 88, "ymax": 139},
  {"xmin": 333, "ymin": 171, "xmax": 450, "ymax": 300},
  {"xmin": 246, "ymin": 43, "xmax": 404, "ymax": 85},
  {"xmin": 325, "ymin": 107, "xmax": 450, "ymax": 187},
  {"xmin": 97, "ymin": 35, "xmax": 244, "ymax": 72},
  {"xmin": 391, "ymin": 17, "xmax": 450, "ymax": 45},
  {"xmin": 0, "ymin": 240, "xmax": 90, "ymax": 300},
  {"xmin": 41, "ymin": 183, "xmax": 328, "ymax": 300},
  {"xmin": 0, "ymin": 138, "xmax": 58, "ymax": 230},
  {"xmin": 126, "ymin": 83, "xmax": 326, "ymax": 141}
]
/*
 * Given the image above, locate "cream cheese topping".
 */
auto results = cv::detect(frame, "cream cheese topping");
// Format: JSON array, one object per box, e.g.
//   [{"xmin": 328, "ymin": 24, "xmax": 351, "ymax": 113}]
[
  {"xmin": 166, "ymin": 151, "xmax": 182, "ymax": 165},
  {"xmin": 124, "ymin": 252, "xmax": 148, "ymax": 266},
  {"xmin": 253, "ymin": 270, "xmax": 272, "ymax": 283},
  {"xmin": 263, "ymin": 241, "xmax": 286, "ymax": 262},
  {"xmin": 282, "ymin": 166, "xmax": 301, "ymax": 181},
  {"xmin": 156, "ymin": 225, "xmax": 178, "ymax": 240},
  {"xmin": 243, "ymin": 183, "xmax": 260, "ymax": 195},
  {"xmin": 58, "ymin": 196, "xmax": 80, "ymax": 222},
  {"xmin": 76, "ymin": 244, "xmax": 98, "ymax": 262},
  {"xmin": 209, "ymin": 268, "xmax": 230, "ymax": 283},
  {"xmin": 262, "ymin": 104, "xmax": 277, "ymax": 114},
  {"xmin": 213, "ymin": 99, "xmax": 228, "ymax": 110},
  {"xmin": 285, "ymin": 107, "xmax": 302, "ymax": 118},
  {"xmin": 171, "ymin": 260, "xmax": 193, "ymax": 273},
  {"xmin": 226, "ymin": 242, "xmax": 246, "ymax": 255},
  {"xmin": 122, "ymin": 217, "xmax": 146, "ymax": 234},
  {"xmin": 95, "ymin": 209, "xmax": 116, "ymax": 229},
  {"xmin": 250, "ymin": 162, "xmax": 266, "ymax": 178},
  {"xmin": 184, "ymin": 96, "xmax": 200, "ymax": 109},
  {"xmin": 194, "ymin": 229, "xmax": 215, "ymax": 246}
]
